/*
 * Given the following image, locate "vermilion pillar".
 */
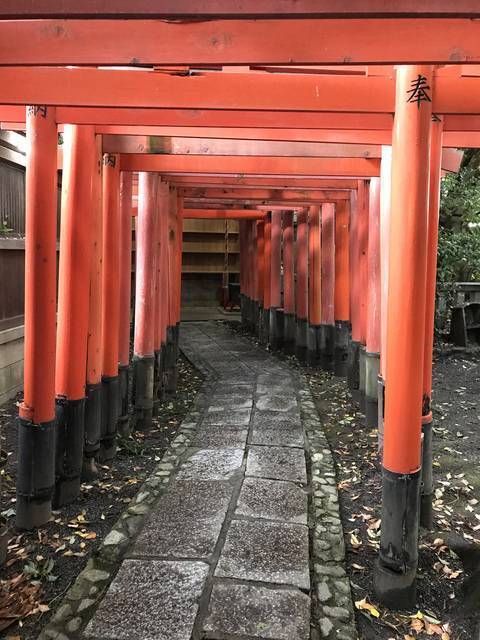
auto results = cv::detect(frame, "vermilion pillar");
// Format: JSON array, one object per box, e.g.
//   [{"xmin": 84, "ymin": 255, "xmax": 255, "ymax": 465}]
[
  {"xmin": 262, "ymin": 212, "xmax": 272, "ymax": 343},
  {"xmin": 239, "ymin": 220, "xmax": 247, "ymax": 326},
  {"xmin": 374, "ymin": 65, "xmax": 433, "ymax": 609},
  {"xmin": 365, "ymin": 177, "xmax": 381, "ymax": 428},
  {"xmin": 84, "ymin": 135, "xmax": 103, "ymax": 480},
  {"xmin": 307, "ymin": 205, "xmax": 321, "ymax": 366},
  {"xmin": 164, "ymin": 185, "xmax": 180, "ymax": 394},
  {"xmin": 357, "ymin": 180, "xmax": 370, "ymax": 408},
  {"xmin": 334, "ymin": 200, "xmax": 350, "ymax": 376},
  {"xmin": 320, "ymin": 203, "xmax": 335, "ymax": 370},
  {"xmin": 154, "ymin": 181, "xmax": 169, "ymax": 407},
  {"xmin": 251, "ymin": 220, "xmax": 258, "ymax": 330},
  {"xmin": 256, "ymin": 220, "xmax": 265, "ymax": 337},
  {"xmin": 17, "ymin": 106, "xmax": 58, "ymax": 530},
  {"xmin": 378, "ymin": 145, "xmax": 392, "ymax": 450},
  {"xmin": 420, "ymin": 116, "xmax": 443, "ymax": 529},
  {"xmin": 295, "ymin": 208, "xmax": 308, "ymax": 361},
  {"xmin": 133, "ymin": 172, "xmax": 158, "ymax": 428},
  {"xmin": 118, "ymin": 171, "xmax": 133, "ymax": 434},
  {"xmin": 347, "ymin": 188, "xmax": 362, "ymax": 398},
  {"xmin": 54, "ymin": 124, "xmax": 95, "ymax": 507},
  {"xmin": 100, "ymin": 153, "xmax": 121, "ymax": 460},
  {"xmin": 283, "ymin": 211, "xmax": 295, "ymax": 353},
  {"xmin": 269, "ymin": 211, "xmax": 283, "ymax": 348}
]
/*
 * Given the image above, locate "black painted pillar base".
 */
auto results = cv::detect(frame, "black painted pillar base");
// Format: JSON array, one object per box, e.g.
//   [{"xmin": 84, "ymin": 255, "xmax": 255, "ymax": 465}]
[
  {"xmin": 269, "ymin": 307, "xmax": 284, "ymax": 349},
  {"xmin": 117, "ymin": 364, "xmax": 130, "ymax": 437},
  {"xmin": 98, "ymin": 374, "xmax": 119, "ymax": 462},
  {"xmin": 260, "ymin": 307, "xmax": 270, "ymax": 344},
  {"xmin": 420, "ymin": 418, "xmax": 433, "ymax": 530},
  {"xmin": 365, "ymin": 352, "xmax": 380, "ymax": 428},
  {"xmin": 256, "ymin": 304, "xmax": 264, "ymax": 340},
  {"xmin": 283, "ymin": 313, "xmax": 296, "ymax": 355},
  {"xmin": 82, "ymin": 382, "xmax": 102, "ymax": 481},
  {"xmin": 53, "ymin": 397, "xmax": 85, "ymax": 508},
  {"xmin": 164, "ymin": 325, "xmax": 178, "ymax": 395},
  {"xmin": 347, "ymin": 340, "xmax": 361, "ymax": 401},
  {"xmin": 358, "ymin": 345, "xmax": 367, "ymax": 413},
  {"xmin": 334, "ymin": 321, "xmax": 350, "ymax": 377},
  {"xmin": 16, "ymin": 418, "xmax": 55, "ymax": 530},
  {"xmin": 374, "ymin": 467, "xmax": 421, "ymax": 610},
  {"xmin": 240, "ymin": 293, "xmax": 246, "ymax": 327},
  {"xmin": 154, "ymin": 346, "xmax": 166, "ymax": 412},
  {"xmin": 306, "ymin": 324, "xmax": 320, "ymax": 367},
  {"xmin": 319, "ymin": 324, "xmax": 335, "ymax": 372},
  {"xmin": 378, "ymin": 375, "xmax": 385, "ymax": 453},
  {"xmin": 133, "ymin": 354, "xmax": 155, "ymax": 430},
  {"xmin": 251, "ymin": 301, "xmax": 259, "ymax": 335},
  {"xmin": 295, "ymin": 317, "xmax": 308, "ymax": 363}
]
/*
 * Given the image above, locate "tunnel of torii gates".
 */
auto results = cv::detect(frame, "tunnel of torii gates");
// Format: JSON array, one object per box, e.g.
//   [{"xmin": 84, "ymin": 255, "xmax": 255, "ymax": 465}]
[{"xmin": 4, "ymin": 3, "xmax": 480, "ymax": 611}]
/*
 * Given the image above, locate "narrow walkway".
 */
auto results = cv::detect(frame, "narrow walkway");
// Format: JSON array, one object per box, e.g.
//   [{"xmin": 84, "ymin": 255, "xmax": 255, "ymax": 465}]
[{"xmin": 51, "ymin": 322, "xmax": 355, "ymax": 640}]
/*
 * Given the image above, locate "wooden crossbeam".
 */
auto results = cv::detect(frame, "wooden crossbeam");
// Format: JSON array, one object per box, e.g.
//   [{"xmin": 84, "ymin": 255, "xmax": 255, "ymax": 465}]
[
  {"xmin": 1, "ymin": 19, "xmax": 479, "ymax": 66},
  {"xmin": 120, "ymin": 154, "xmax": 380, "ymax": 176},
  {"xmin": 0, "ymin": 1, "xmax": 478, "ymax": 18},
  {"xmin": 180, "ymin": 189, "xmax": 352, "ymax": 201},
  {"xmin": 0, "ymin": 67, "xmax": 478, "ymax": 114}
]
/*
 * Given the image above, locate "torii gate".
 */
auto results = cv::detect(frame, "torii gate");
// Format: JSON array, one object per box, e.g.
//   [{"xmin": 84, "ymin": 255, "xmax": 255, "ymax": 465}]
[{"xmin": 0, "ymin": 5, "xmax": 479, "ymax": 610}]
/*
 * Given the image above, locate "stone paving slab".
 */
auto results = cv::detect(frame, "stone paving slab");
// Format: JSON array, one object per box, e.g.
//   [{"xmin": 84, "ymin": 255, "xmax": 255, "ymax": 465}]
[
  {"xmin": 252, "ymin": 409, "xmax": 302, "ymax": 429},
  {"xmin": 132, "ymin": 480, "xmax": 233, "ymax": 559},
  {"xmin": 215, "ymin": 519, "xmax": 310, "ymax": 589},
  {"xmin": 202, "ymin": 408, "xmax": 252, "ymax": 426},
  {"xmin": 246, "ymin": 445, "xmax": 307, "ymax": 483},
  {"xmin": 203, "ymin": 582, "xmax": 311, "ymax": 640},
  {"xmin": 256, "ymin": 395, "xmax": 298, "ymax": 412},
  {"xmin": 84, "ymin": 559, "xmax": 208, "ymax": 640},
  {"xmin": 190, "ymin": 425, "xmax": 249, "ymax": 448},
  {"xmin": 176, "ymin": 448, "xmax": 244, "ymax": 481},
  {"xmin": 236, "ymin": 477, "xmax": 308, "ymax": 524},
  {"xmin": 250, "ymin": 423, "xmax": 304, "ymax": 448}
]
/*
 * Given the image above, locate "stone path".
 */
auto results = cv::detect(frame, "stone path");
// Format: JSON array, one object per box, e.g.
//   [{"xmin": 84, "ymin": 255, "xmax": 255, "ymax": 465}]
[{"xmin": 42, "ymin": 322, "xmax": 356, "ymax": 640}]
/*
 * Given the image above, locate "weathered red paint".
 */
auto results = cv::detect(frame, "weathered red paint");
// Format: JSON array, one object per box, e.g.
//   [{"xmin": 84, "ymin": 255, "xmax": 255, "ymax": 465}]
[
  {"xmin": 296, "ymin": 209, "xmax": 308, "ymax": 321},
  {"xmin": 321, "ymin": 203, "xmax": 335, "ymax": 326},
  {"xmin": 308, "ymin": 206, "xmax": 322, "ymax": 326},
  {"xmin": 118, "ymin": 171, "xmax": 133, "ymax": 367}
]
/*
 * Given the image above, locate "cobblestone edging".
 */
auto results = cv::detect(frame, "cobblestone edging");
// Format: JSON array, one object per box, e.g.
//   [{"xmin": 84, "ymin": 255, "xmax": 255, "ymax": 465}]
[
  {"xmin": 296, "ymin": 378, "xmax": 358, "ymax": 640},
  {"xmin": 39, "ymin": 358, "xmax": 215, "ymax": 640}
]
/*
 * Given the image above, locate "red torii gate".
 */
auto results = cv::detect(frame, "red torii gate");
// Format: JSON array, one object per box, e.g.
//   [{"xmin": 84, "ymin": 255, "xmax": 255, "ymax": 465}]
[{"xmin": 1, "ymin": 8, "xmax": 479, "ymax": 611}]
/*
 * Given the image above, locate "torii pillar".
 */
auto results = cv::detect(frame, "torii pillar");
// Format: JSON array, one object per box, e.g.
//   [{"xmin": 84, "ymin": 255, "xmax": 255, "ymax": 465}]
[
  {"xmin": 421, "ymin": 116, "xmax": 443, "ymax": 529},
  {"xmin": 261, "ymin": 213, "xmax": 272, "ymax": 344},
  {"xmin": 154, "ymin": 181, "xmax": 169, "ymax": 407},
  {"xmin": 256, "ymin": 220, "xmax": 265, "ymax": 338},
  {"xmin": 365, "ymin": 177, "xmax": 381, "ymax": 428},
  {"xmin": 118, "ymin": 171, "xmax": 133, "ymax": 435},
  {"xmin": 54, "ymin": 124, "xmax": 95, "ymax": 506},
  {"xmin": 334, "ymin": 200, "xmax": 350, "ymax": 376},
  {"xmin": 17, "ymin": 106, "xmax": 57, "ymax": 530},
  {"xmin": 100, "ymin": 154, "xmax": 121, "ymax": 461},
  {"xmin": 269, "ymin": 211, "xmax": 283, "ymax": 348},
  {"xmin": 319, "ymin": 203, "xmax": 335, "ymax": 371},
  {"xmin": 307, "ymin": 205, "xmax": 321, "ymax": 366},
  {"xmin": 358, "ymin": 180, "xmax": 370, "ymax": 411},
  {"xmin": 283, "ymin": 212, "xmax": 296, "ymax": 354},
  {"xmin": 374, "ymin": 65, "xmax": 433, "ymax": 608},
  {"xmin": 133, "ymin": 172, "xmax": 158, "ymax": 428},
  {"xmin": 295, "ymin": 208, "xmax": 308, "ymax": 362},
  {"xmin": 84, "ymin": 135, "xmax": 103, "ymax": 480}
]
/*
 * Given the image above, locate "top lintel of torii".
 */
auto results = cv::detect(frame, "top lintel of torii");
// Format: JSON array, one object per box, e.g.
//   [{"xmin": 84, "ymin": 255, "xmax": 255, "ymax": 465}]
[{"xmin": 0, "ymin": 1, "xmax": 479, "ymax": 18}]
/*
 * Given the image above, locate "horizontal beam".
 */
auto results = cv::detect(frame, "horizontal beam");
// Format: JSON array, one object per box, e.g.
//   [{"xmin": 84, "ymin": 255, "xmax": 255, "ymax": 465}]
[
  {"xmin": 182, "ymin": 209, "xmax": 266, "ymax": 220},
  {"xmin": 107, "ymin": 137, "xmax": 381, "ymax": 157},
  {"xmin": 1, "ymin": 19, "xmax": 480, "ymax": 66},
  {"xmin": 180, "ymin": 188, "xmax": 351, "ymax": 201},
  {"xmin": 0, "ymin": 67, "xmax": 478, "ymax": 114},
  {"xmin": 0, "ymin": 106, "xmax": 395, "ymax": 130},
  {"xmin": 120, "ymin": 154, "xmax": 381, "ymax": 176},
  {"xmin": 0, "ymin": 1, "xmax": 478, "ymax": 18},
  {"xmin": 168, "ymin": 177, "xmax": 359, "ymax": 189}
]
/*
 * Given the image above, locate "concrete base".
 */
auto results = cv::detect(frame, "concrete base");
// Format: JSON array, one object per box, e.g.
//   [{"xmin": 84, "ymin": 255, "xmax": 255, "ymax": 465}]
[
  {"xmin": 365, "ymin": 352, "xmax": 380, "ymax": 428},
  {"xmin": 283, "ymin": 313, "xmax": 296, "ymax": 355},
  {"xmin": 269, "ymin": 308, "xmax": 284, "ymax": 350},
  {"xmin": 295, "ymin": 318, "xmax": 307, "ymax": 363},
  {"xmin": 334, "ymin": 321, "xmax": 350, "ymax": 377},
  {"xmin": 358, "ymin": 345, "xmax": 367, "ymax": 413},
  {"xmin": 306, "ymin": 324, "xmax": 320, "ymax": 367},
  {"xmin": 318, "ymin": 324, "xmax": 335, "ymax": 371}
]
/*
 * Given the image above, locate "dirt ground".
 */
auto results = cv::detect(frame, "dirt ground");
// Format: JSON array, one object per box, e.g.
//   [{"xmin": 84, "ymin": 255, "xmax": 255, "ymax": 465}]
[
  {"xmin": 226, "ymin": 322, "xmax": 480, "ymax": 640},
  {"xmin": 0, "ymin": 355, "xmax": 204, "ymax": 639}
]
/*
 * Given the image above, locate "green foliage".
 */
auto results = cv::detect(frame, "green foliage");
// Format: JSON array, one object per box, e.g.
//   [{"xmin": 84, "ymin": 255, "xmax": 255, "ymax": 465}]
[
  {"xmin": 0, "ymin": 219, "xmax": 14, "ymax": 236},
  {"xmin": 440, "ymin": 149, "xmax": 480, "ymax": 228}
]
